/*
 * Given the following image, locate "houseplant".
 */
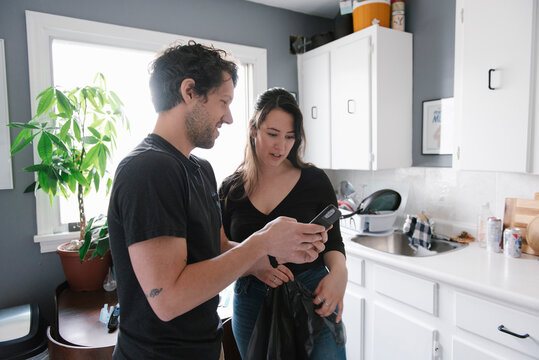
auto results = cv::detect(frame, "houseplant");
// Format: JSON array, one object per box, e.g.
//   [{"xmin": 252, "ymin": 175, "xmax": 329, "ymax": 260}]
[{"xmin": 9, "ymin": 73, "xmax": 127, "ymax": 290}]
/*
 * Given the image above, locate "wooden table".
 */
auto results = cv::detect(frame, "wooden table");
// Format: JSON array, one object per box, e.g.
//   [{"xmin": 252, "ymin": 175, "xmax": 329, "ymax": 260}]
[
  {"xmin": 56, "ymin": 283, "xmax": 118, "ymax": 347},
  {"xmin": 49, "ymin": 282, "xmax": 234, "ymax": 359}
]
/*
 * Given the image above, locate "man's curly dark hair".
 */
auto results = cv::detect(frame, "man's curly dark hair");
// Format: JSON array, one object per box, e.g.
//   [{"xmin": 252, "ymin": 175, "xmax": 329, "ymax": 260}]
[{"xmin": 149, "ymin": 41, "xmax": 238, "ymax": 112}]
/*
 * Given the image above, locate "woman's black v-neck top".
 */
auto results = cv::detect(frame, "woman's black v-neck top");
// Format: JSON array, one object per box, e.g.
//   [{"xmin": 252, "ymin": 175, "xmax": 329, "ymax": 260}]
[{"xmin": 219, "ymin": 166, "xmax": 345, "ymax": 274}]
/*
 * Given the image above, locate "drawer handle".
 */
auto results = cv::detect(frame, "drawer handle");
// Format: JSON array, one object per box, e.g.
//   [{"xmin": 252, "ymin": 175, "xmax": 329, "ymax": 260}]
[{"xmin": 497, "ymin": 324, "xmax": 530, "ymax": 339}]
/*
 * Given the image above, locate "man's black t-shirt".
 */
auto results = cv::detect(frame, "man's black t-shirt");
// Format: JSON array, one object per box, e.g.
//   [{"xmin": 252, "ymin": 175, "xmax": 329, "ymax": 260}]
[{"xmin": 108, "ymin": 134, "xmax": 222, "ymax": 359}]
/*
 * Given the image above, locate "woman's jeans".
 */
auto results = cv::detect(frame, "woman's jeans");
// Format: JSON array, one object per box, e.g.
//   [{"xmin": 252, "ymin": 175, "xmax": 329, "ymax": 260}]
[{"xmin": 232, "ymin": 266, "xmax": 347, "ymax": 360}]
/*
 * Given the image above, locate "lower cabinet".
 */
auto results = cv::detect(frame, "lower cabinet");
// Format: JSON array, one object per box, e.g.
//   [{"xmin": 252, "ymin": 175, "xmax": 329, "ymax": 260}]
[
  {"xmin": 454, "ymin": 292, "xmax": 539, "ymax": 359},
  {"xmin": 343, "ymin": 290, "xmax": 365, "ymax": 360},
  {"xmin": 372, "ymin": 303, "xmax": 438, "ymax": 360},
  {"xmin": 452, "ymin": 336, "xmax": 517, "ymax": 360},
  {"xmin": 343, "ymin": 251, "xmax": 539, "ymax": 359}
]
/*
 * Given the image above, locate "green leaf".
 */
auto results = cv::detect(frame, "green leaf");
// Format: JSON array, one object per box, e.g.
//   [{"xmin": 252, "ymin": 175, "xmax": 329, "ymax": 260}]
[
  {"xmin": 7, "ymin": 122, "xmax": 40, "ymax": 129},
  {"xmin": 81, "ymin": 145, "xmax": 99, "ymax": 170},
  {"xmin": 35, "ymin": 87, "xmax": 55, "ymax": 117},
  {"xmin": 55, "ymin": 89, "xmax": 74, "ymax": 118},
  {"xmin": 67, "ymin": 175, "xmax": 77, "ymax": 193},
  {"xmin": 97, "ymin": 144, "xmax": 107, "ymax": 176},
  {"xmin": 82, "ymin": 136, "xmax": 99, "ymax": 145},
  {"xmin": 90, "ymin": 115, "xmax": 104, "ymax": 128},
  {"xmin": 58, "ymin": 182, "xmax": 70, "ymax": 198},
  {"xmin": 23, "ymin": 182, "xmax": 37, "ymax": 193},
  {"xmin": 110, "ymin": 91, "xmax": 124, "ymax": 107},
  {"xmin": 58, "ymin": 119, "xmax": 71, "ymax": 140},
  {"xmin": 91, "ymin": 235, "xmax": 109, "ymax": 259},
  {"xmin": 47, "ymin": 168, "xmax": 58, "ymax": 196},
  {"xmin": 23, "ymin": 164, "xmax": 50, "ymax": 172},
  {"xmin": 72, "ymin": 119, "xmax": 81, "ymax": 141},
  {"xmin": 79, "ymin": 228, "xmax": 93, "ymax": 261},
  {"xmin": 86, "ymin": 92, "xmax": 100, "ymax": 110},
  {"xmin": 71, "ymin": 169, "xmax": 89, "ymax": 186},
  {"xmin": 105, "ymin": 178, "xmax": 112, "ymax": 193},
  {"xmin": 10, "ymin": 128, "xmax": 33, "ymax": 153},
  {"xmin": 88, "ymin": 127, "xmax": 102, "ymax": 139},
  {"xmin": 92, "ymin": 171, "xmax": 100, "ymax": 192},
  {"xmin": 37, "ymin": 170, "xmax": 50, "ymax": 194},
  {"xmin": 37, "ymin": 133, "xmax": 53, "ymax": 163},
  {"xmin": 94, "ymin": 72, "xmax": 106, "ymax": 88},
  {"xmin": 47, "ymin": 132, "xmax": 70, "ymax": 154}
]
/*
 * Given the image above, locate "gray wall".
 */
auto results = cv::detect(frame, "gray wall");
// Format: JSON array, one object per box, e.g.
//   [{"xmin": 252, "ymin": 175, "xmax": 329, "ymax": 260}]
[
  {"xmin": 408, "ymin": 0, "xmax": 456, "ymax": 167},
  {"xmin": 0, "ymin": 0, "xmax": 331, "ymax": 323},
  {"xmin": 0, "ymin": 0, "xmax": 455, "ymax": 323}
]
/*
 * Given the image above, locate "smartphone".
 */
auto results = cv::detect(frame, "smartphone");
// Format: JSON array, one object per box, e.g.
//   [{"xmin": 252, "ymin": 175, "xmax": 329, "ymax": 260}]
[{"xmin": 309, "ymin": 204, "xmax": 341, "ymax": 229}]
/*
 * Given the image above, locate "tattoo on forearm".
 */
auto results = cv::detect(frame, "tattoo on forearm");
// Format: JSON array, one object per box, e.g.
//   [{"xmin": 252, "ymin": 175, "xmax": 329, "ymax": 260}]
[{"xmin": 147, "ymin": 288, "xmax": 163, "ymax": 298}]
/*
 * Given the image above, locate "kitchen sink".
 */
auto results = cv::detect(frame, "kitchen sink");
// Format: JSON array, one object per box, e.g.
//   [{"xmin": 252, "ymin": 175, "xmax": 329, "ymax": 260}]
[{"xmin": 349, "ymin": 230, "xmax": 468, "ymax": 257}]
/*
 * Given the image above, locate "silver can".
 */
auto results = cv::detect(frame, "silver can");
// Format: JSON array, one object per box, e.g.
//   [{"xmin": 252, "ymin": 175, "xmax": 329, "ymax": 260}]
[
  {"xmin": 486, "ymin": 217, "xmax": 502, "ymax": 253},
  {"xmin": 503, "ymin": 227, "xmax": 522, "ymax": 258}
]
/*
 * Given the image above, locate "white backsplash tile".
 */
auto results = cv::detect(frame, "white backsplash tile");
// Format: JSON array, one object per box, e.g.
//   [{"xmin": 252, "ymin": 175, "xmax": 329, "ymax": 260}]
[{"xmin": 325, "ymin": 167, "xmax": 539, "ymax": 237}]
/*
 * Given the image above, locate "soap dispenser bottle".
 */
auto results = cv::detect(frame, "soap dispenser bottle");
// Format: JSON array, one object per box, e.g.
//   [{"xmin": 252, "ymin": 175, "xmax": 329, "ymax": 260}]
[{"xmin": 477, "ymin": 202, "xmax": 492, "ymax": 248}]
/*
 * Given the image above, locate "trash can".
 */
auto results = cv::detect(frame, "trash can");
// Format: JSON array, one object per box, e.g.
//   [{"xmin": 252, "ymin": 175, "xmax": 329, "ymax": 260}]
[{"xmin": 0, "ymin": 304, "xmax": 47, "ymax": 359}]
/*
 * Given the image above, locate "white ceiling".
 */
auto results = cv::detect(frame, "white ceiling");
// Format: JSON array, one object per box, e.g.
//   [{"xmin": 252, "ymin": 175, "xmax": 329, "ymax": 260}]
[{"xmin": 245, "ymin": 0, "xmax": 340, "ymax": 19}]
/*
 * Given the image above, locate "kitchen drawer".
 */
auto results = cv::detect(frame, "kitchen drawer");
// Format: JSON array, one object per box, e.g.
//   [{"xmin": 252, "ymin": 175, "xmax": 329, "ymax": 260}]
[
  {"xmin": 455, "ymin": 292, "xmax": 539, "ymax": 358},
  {"xmin": 373, "ymin": 264, "xmax": 438, "ymax": 315},
  {"xmin": 347, "ymin": 255, "xmax": 364, "ymax": 287},
  {"xmin": 452, "ymin": 336, "xmax": 505, "ymax": 360}
]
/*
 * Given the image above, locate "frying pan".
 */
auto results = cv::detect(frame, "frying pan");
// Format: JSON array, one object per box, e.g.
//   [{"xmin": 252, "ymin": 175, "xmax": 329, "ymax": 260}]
[{"xmin": 340, "ymin": 189, "xmax": 401, "ymax": 219}]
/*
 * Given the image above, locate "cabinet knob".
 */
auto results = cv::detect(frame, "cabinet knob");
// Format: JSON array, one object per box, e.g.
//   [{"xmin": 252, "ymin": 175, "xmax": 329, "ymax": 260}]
[
  {"xmin": 497, "ymin": 324, "xmax": 530, "ymax": 339},
  {"xmin": 488, "ymin": 69, "xmax": 501, "ymax": 90},
  {"xmin": 311, "ymin": 106, "xmax": 318, "ymax": 119},
  {"xmin": 347, "ymin": 100, "xmax": 355, "ymax": 114}
]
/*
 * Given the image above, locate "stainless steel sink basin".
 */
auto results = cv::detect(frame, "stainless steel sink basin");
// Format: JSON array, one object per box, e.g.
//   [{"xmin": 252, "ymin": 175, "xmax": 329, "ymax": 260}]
[{"xmin": 349, "ymin": 230, "xmax": 468, "ymax": 257}]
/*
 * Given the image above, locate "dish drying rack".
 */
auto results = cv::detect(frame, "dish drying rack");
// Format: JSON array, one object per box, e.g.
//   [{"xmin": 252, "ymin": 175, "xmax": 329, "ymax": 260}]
[{"xmin": 339, "ymin": 210, "xmax": 397, "ymax": 236}]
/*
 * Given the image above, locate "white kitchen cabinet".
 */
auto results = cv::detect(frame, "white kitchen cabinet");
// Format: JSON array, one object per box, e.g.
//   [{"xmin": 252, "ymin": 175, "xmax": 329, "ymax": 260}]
[
  {"xmin": 453, "ymin": 0, "xmax": 537, "ymax": 173},
  {"xmin": 300, "ymin": 51, "xmax": 331, "ymax": 168},
  {"xmin": 343, "ymin": 289, "xmax": 365, "ymax": 360},
  {"xmin": 372, "ymin": 303, "xmax": 438, "ymax": 360},
  {"xmin": 343, "ymin": 255, "xmax": 365, "ymax": 359},
  {"xmin": 455, "ymin": 292, "xmax": 539, "ymax": 359},
  {"xmin": 297, "ymin": 25, "xmax": 412, "ymax": 170},
  {"xmin": 452, "ymin": 337, "xmax": 506, "ymax": 360},
  {"xmin": 341, "ymin": 238, "xmax": 539, "ymax": 359}
]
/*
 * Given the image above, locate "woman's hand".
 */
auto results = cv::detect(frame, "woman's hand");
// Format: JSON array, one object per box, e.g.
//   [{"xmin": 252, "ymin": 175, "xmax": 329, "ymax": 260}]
[
  {"xmin": 313, "ymin": 267, "xmax": 348, "ymax": 322},
  {"xmin": 248, "ymin": 256, "xmax": 294, "ymax": 288}
]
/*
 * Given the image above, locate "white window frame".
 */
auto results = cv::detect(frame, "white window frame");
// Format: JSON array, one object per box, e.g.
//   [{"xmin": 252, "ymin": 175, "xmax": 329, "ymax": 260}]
[{"xmin": 25, "ymin": 10, "xmax": 267, "ymax": 252}]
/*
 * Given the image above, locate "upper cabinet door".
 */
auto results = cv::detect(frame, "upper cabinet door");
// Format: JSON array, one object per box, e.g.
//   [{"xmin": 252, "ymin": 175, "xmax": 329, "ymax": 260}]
[
  {"xmin": 298, "ymin": 51, "xmax": 331, "ymax": 168},
  {"xmin": 454, "ymin": 0, "xmax": 535, "ymax": 172},
  {"xmin": 298, "ymin": 26, "xmax": 412, "ymax": 171},
  {"xmin": 331, "ymin": 36, "xmax": 372, "ymax": 170}
]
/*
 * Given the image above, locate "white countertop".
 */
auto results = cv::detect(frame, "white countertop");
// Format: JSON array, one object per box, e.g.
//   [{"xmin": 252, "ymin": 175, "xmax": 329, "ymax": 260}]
[{"xmin": 342, "ymin": 230, "xmax": 539, "ymax": 314}]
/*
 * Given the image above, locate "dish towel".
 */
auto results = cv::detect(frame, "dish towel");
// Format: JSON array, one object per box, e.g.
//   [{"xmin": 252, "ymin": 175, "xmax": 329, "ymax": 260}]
[{"xmin": 403, "ymin": 214, "xmax": 432, "ymax": 250}]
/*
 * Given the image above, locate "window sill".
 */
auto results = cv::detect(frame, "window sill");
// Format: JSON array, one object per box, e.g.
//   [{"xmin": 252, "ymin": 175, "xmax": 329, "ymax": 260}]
[{"xmin": 34, "ymin": 232, "xmax": 78, "ymax": 253}]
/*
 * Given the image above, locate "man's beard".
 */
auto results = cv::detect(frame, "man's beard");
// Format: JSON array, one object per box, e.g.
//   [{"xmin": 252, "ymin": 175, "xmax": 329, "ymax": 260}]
[{"xmin": 185, "ymin": 101, "xmax": 216, "ymax": 149}]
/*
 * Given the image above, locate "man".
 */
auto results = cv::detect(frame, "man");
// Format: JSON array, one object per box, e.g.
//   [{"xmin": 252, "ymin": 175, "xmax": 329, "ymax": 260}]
[{"xmin": 107, "ymin": 41, "xmax": 328, "ymax": 359}]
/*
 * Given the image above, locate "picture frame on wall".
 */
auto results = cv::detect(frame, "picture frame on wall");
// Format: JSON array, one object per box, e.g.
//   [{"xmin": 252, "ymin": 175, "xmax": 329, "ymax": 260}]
[
  {"xmin": 422, "ymin": 97, "xmax": 454, "ymax": 155},
  {"xmin": 0, "ymin": 39, "xmax": 13, "ymax": 190}
]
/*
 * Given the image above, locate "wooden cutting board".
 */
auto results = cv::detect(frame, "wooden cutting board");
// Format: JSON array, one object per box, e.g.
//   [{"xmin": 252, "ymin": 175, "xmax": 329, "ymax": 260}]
[{"xmin": 503, "ymin": 192, "xmax": 539, "ymax": 256}]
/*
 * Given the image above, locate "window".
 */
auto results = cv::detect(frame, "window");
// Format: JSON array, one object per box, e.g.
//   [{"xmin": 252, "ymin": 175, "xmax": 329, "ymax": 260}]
[{"xmin": 25, "ymin": 11, "xmax": 267, "ymax": 252}]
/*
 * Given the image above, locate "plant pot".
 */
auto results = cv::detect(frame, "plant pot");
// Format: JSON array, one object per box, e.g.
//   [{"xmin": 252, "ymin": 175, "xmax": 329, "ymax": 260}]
[{"xmin": 56, "ymin": 242, "xmax": 112, "ymax": 291}]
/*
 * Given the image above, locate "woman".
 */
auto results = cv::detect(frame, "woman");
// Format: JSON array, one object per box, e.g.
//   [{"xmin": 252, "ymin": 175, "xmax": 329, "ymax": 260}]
[{"xmin": 219, "ymin": 88, "xmax": 348, "ymax": 359}]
